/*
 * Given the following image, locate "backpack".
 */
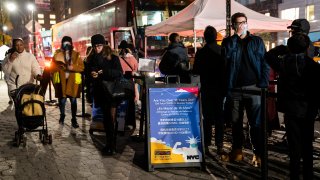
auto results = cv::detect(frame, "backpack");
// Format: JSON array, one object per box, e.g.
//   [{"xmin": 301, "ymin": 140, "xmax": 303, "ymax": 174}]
[{"xmin": 159, "ymin": 50, "xmax": 181, "ymax": 75}]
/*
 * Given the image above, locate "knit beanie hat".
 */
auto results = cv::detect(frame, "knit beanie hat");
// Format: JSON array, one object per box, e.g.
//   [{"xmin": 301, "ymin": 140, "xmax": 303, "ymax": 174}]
[
  {"xmin": 62, "ymin": 36, "xmax": 72, "ymax": 44},
  {"xmin": 61, "ymin": 36, "xmax": 73, "ymax": 50},
  {"xmin": 91, "ymin": 34, "xmax": 105, "ymax": 46}
]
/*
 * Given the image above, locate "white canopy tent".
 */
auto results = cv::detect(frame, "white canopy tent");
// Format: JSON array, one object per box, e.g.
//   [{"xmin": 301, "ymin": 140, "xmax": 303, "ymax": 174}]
[{"xmin": 145, "ymin": 0, "xmax": 291, "ymax": 37}]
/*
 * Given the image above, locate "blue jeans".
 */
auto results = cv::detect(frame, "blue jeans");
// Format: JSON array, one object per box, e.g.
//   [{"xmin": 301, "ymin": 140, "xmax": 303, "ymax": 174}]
[
  {"xmin": 229, "ymin": 85, "xmax": 261, "ymax": 155},
  {"xmin": 58, "ymin": 97, "xmax": 77, "ymax": 120}
]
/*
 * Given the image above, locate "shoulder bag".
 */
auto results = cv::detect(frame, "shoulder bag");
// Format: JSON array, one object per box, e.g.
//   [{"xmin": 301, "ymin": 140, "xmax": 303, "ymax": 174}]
[{"xmin": 102, "ymin": 76, "xmax": 134, "ymax": 101}]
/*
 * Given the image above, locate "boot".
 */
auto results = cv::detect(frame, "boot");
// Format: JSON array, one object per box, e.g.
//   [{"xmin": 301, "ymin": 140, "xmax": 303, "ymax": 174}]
[
  {"xmin": 109, "ymin": 121, "xmax": 117, "ymax": 155},
  {"xmin": 252, "ymin": 154, "xmax": 261, "ymax": 167},
  {"xmin": 59, "ymin": 114, "xmax": 65, "ymax": 125},
  {"xmin": 109, "ymin": 108, "xmax": 117, "ymax": 155},
  {"xmin": 71, "ymin": 118, "xmax": 79, "ymax": 128},
  {"xmin": 104, "ymin": 120, "xmax": 116, "ymax": 155},
  {"xmin": 228, "ymin": 148, "xmax": 244, "ymax": 162}
]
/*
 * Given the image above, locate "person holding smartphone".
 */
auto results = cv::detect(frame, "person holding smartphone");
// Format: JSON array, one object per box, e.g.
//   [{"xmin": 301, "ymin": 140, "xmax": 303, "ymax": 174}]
[
  {"xmin": 2, "ymin": 38, "xmax": 42, "ymax": 101},
  {"xmin": 87, "ymin": 34, "xmax": 123, "ymax": 155}
]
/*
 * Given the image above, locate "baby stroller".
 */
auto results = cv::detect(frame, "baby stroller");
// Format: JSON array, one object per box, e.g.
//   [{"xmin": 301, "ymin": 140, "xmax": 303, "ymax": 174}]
[{"xmin": 10, "ymin": 83, "xmax": 52, "ymax": 146}]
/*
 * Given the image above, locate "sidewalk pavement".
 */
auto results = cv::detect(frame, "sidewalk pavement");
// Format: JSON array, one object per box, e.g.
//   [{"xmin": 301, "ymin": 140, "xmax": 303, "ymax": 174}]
[{"xmin": 0, "ymin": 79, "xmax": 320, "ymax": 180}]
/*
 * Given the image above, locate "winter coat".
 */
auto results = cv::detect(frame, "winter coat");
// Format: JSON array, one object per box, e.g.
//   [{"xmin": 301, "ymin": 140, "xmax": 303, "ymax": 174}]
[
  {"xmin": 265, "ymin": 52, "xmax": 320, "ymax": 117},
  {"xmin": 87, "ymin": 53, "xmax": 123, "ymax": 106},
  {"xmin": 222, "ymin": 33, "xmax": 270, "ymax": 95},
  {"xmin": 193, "ymin": 42, "xmax": 226, "ymax": 95},
  {"xmin": 2, "ymin": 50, "xmax": 41, "ymax": 92},
  {"xmin": 166, "ymin": 42, "xmax": 189, "ymax": 64},
  {"xmin": 162, "ymin": 42, "xmax": 191, "ymax": 83},
  {"xmin": 51, "ymin": 49, "xmax": 84, "ymax": 98}
]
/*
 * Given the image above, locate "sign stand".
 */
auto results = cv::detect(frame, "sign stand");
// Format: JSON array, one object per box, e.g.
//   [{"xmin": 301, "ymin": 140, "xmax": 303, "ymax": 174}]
[{"xmin": 146, "ymin": 81, "xmax": 205, "ymax": 171}]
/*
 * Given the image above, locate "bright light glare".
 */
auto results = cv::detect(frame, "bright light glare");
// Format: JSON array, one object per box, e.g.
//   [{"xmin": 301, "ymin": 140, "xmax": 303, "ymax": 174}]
[
  {"xmin": 2, "ymin": 26, "xmax": 8, "ymax": 31},
  {"xmin": 27, "ymin": 3, "xmax": 35, "ymax": 11},
  {"xmin": 76, "ymin": 14, "xmax": 93, "ymax": 22},
  {"xmin": 44, "ymin": 61, "xmax": 51, "ymax": 68},
  {"xmin": 6, "ymin": 2, "xmax": 17, "ymax": 12}
]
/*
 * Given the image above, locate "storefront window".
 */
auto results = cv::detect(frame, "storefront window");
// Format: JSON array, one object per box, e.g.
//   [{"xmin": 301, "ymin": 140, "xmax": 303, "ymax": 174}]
[
  {"xmin": 306, "ymin": 5, "xmax": 314, "ymax": 21},
  {"xmin": 281, "ymin": 8, "xmax": 299, "ymax": 20}
]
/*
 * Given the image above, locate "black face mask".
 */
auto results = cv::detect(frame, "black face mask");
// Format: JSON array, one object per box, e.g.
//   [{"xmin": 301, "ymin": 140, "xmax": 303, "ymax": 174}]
[{"xmin": 63, "ymin": 44, "xmax": 72, "ymax": 51}]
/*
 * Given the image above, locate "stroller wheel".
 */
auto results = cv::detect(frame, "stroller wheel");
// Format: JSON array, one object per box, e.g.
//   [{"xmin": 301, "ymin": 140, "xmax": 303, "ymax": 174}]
[
  {"xmin": 42, "ymin": 134, "xmax": 47, "ymax": 144},
  {"xmin": 39, "ymin": 131, "xmax": 42, "ymax": 140},
  {"xmin": 48, "ymin": 134, "xmax": 52, "ymax": 144}
]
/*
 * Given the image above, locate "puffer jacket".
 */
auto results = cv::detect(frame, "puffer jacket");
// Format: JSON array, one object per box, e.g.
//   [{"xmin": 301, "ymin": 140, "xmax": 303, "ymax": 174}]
[{"xmin": 222, "ymin": 33, "xmax": 270, "ymax": 95}]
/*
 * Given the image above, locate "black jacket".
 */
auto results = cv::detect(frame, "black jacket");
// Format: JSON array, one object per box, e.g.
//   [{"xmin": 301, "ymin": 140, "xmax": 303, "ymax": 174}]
[
  {"xmin": 221, "ymin": 34, "xmax": 270, "ymax": 95},
  {"xmin": 193, "ymin": 42, "xmax": 225, "ymax": 94},
  {"xmin": 266, "ymin": 52, "xmax": 320, "ymax": 117},
  {"xmin": 87, "ymin": 53, "xmax": 123, "ymax": 106}
]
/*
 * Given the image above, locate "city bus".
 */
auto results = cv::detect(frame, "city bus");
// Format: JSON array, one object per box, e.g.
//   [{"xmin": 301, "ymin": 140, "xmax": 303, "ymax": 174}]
[{"xmin": 51, "ymin": 0, "xmax": 136, "ymax": 59}]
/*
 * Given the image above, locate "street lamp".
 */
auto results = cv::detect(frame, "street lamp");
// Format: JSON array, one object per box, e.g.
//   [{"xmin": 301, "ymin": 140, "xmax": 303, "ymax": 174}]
[
  {"xmin": 27, "ymin": 3, "xmax": 36, "ymax": 56},
  {"xmin": 6, "ymin": 2, "xmax": 17, "ymax": 12},
  {"xmin": 2, "ymin": 25, "xmax": 8, "ymax": 32}
]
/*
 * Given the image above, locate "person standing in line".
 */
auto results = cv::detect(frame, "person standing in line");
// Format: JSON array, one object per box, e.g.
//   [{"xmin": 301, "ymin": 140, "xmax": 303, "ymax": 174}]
[
  {"xmin": 193, "ymin": 25, "xmax": 227, "ymax": 160},
  {"xmin": 51, "ymin": 36, "xmax": 84, "ymax": 128},
  {"xmin": 87, "ymin": 34, "xmax": 123, "ymax": 155},
  {"xmin": 160, "ymin": 32, "xmax": 191, "ymax": 83},
  {"xmin": 118, "ymin": 40, "xmax": 139, "ymax": 131},
  {"xmin": 266, "ymin": 18, "xmax": 318, "ymax": 129},
  {"xmin": 265, "ymin": 33, "xmax": 320, "ymax": 180},
  {"xmin": 221, "ymin": 12, "xmax": 270, "ymax": 167},
  {"xmin": 2, "ymin": 38, "xmax": 42, "ymax": 98}
]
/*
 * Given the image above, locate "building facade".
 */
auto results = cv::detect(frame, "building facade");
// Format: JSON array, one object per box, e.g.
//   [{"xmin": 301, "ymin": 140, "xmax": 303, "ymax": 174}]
[
  {"xmin": 278, "ymin": 0, "xmax": 320, "ymax": 43},
  {"xmin": 236, "ymin": 0, "xmax": 283, "ymax": 50}
]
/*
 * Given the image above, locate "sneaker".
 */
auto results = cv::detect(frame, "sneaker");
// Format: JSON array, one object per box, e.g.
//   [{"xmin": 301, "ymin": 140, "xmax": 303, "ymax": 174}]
[
  {"xmin": 252, "ymin": 154, "xmax": 261, "ymax": 167},
  {"xmin": 72, "ymin": 122, "xmax": 79, "ymax": 128},
  {"xmin": 228, "ymin": 149, "xmax": 244, "ymax": 162},
  {"xmin": 8, "ymin": 100, "xmax": 13, "ymax": 104}
]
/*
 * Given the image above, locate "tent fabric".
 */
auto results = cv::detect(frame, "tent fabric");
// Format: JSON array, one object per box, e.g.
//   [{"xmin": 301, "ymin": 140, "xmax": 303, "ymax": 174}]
[{"xmin": 145, "ymin": 0, "xmax": 292, "ymax": 36}]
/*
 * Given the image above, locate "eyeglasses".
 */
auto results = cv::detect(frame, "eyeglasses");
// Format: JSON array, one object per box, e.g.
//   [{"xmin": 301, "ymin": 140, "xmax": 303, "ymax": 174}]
[
  {"xmin": 235, "ymin": 21, "xmax": 247, "ymax": 25},
  {"xmin": 94, "ymin": 44, "xmax": 104, "ymax": 48}
]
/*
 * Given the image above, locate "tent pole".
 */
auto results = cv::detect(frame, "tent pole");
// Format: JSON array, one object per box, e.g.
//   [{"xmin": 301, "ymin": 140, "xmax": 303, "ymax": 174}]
[
  {"xmin": 144, "ymin": 36, "xmax": 147, "ymax": 58},
  {"xmin": 226, "ymin": 0, "xmax": 231, "ymax": 37},
  {"xmin": 193, "ymin": 30, "xmax": 197, "ymax": 54}
]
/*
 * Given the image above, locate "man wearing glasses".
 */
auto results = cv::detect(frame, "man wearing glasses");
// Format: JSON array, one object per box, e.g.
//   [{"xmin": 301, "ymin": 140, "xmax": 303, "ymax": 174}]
[{"xmin": 221, "ymin": 12, "xmax": 270, "ymax": 167}]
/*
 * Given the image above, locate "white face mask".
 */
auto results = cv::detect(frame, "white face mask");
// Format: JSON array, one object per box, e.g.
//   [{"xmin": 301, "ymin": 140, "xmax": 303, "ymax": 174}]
[{"xmin": 241, "ymin": 24, "xmax": 248, "ymax": 36}]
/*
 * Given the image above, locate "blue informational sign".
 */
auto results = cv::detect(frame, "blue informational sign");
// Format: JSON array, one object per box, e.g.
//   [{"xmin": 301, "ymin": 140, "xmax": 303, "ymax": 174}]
[{"xmin": 148, "ymin": 87, "xmax": 203, "ymax": 164}]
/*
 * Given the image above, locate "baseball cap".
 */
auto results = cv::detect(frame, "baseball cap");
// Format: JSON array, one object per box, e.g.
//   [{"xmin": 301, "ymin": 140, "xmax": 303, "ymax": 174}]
[{"xmin": 287, "ymin": 19, "xmax": 310, "ymax": 34}]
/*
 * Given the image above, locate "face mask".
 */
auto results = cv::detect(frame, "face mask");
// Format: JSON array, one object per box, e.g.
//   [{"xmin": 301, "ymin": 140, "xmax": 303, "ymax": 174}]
[
  {"xmin": 62, "ymin": 41, "xmax": 72, "ymax": 50},
  {"xmin": 241, "ymin": 24, "xmax": 248, "ymax": 36},
  {"xmin": 63, "ymin": 44, "xmax": 72, "ymax": 51}
]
